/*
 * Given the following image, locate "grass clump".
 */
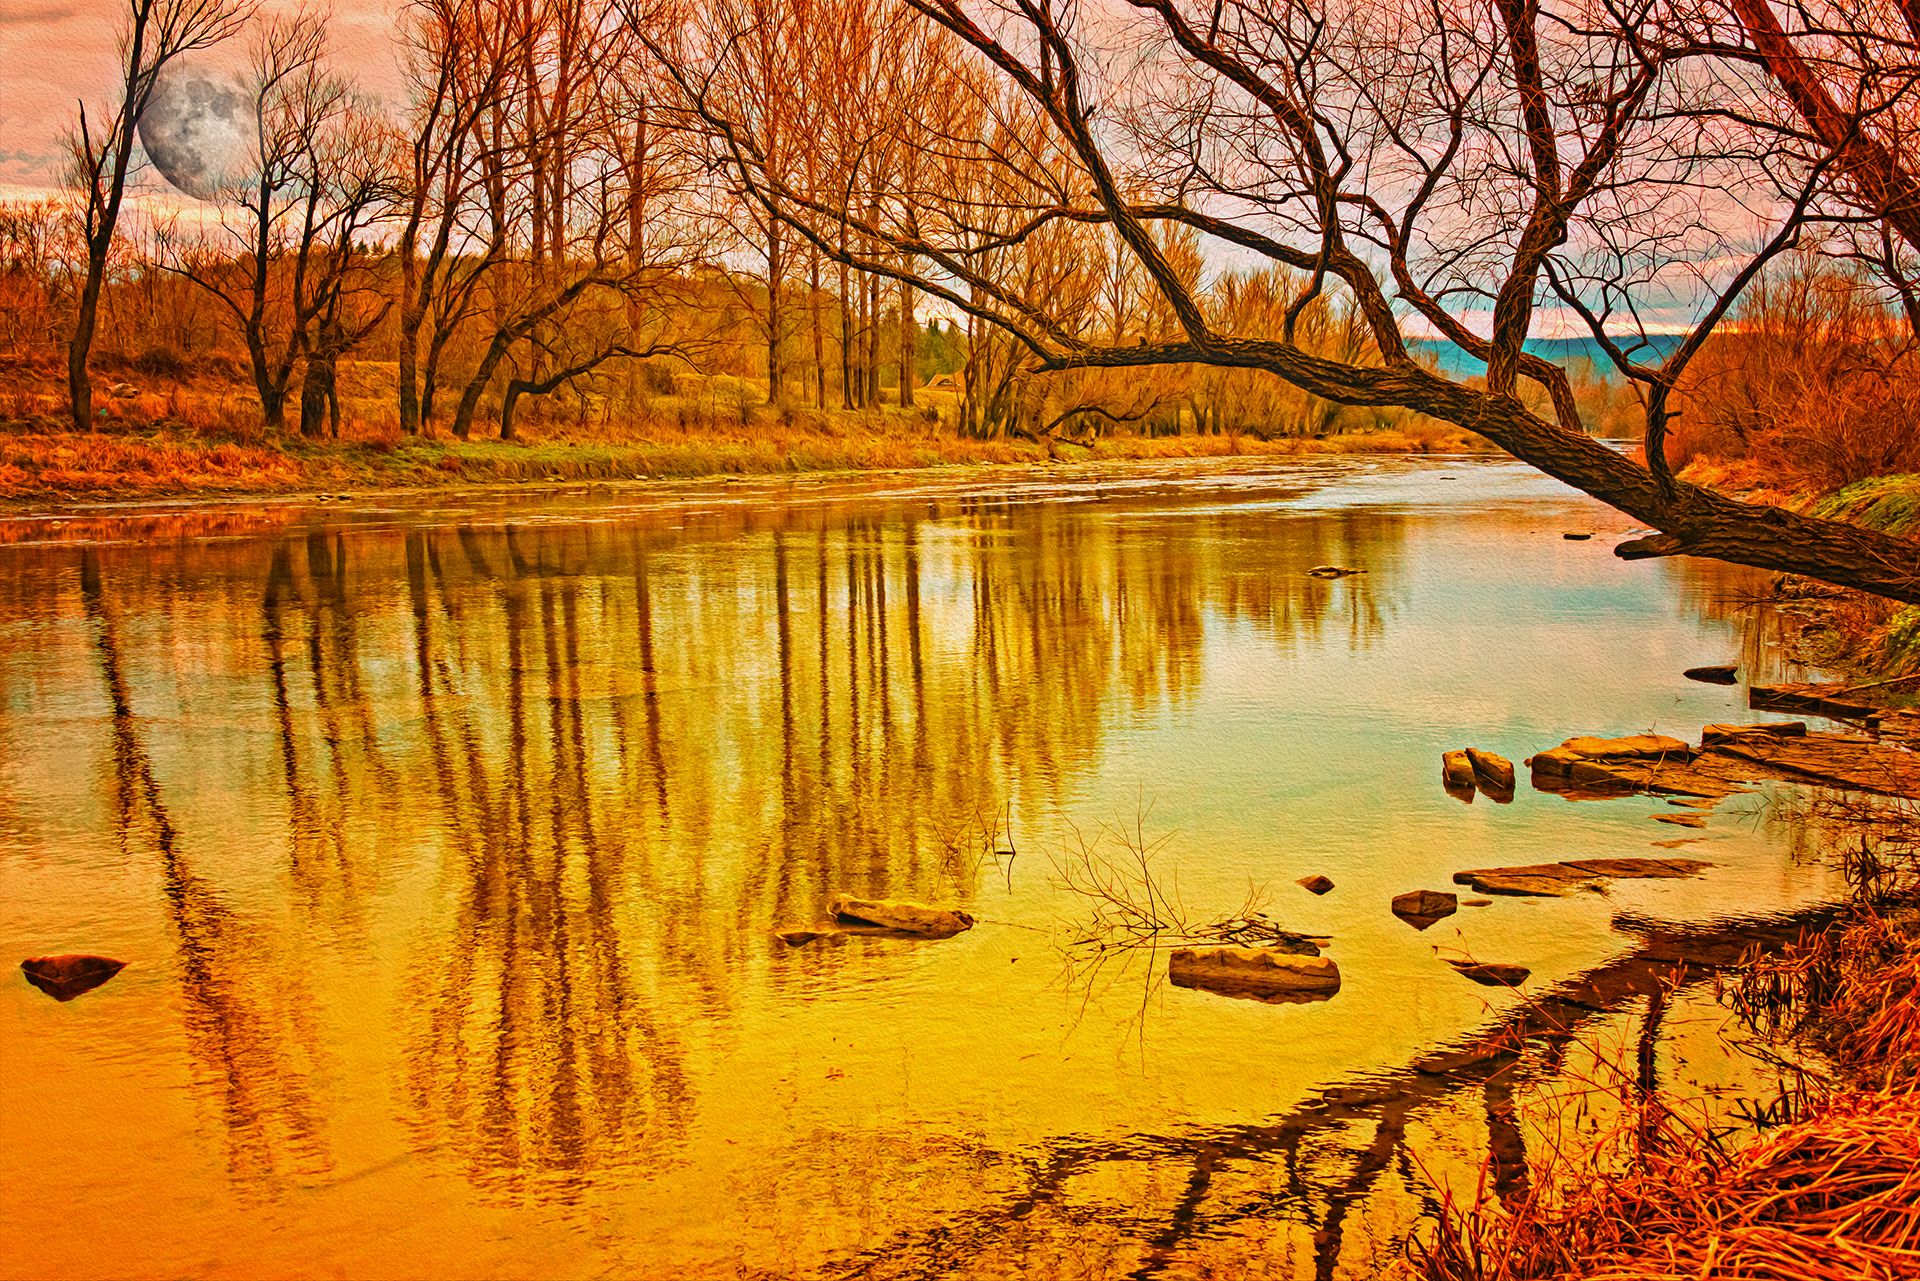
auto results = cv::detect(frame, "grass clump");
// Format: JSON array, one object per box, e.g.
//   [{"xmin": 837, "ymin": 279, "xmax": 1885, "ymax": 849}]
[{"xmin": 1415, "ymin": 907, "xmax": 1920, "ymax": 1281}]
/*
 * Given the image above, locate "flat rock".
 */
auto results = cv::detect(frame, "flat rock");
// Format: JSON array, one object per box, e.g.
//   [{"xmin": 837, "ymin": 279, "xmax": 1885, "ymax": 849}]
[
  {"xmin": 1701, "ymin": 721, "xmax": 1806, "ymax": 745},
  {"xmin": 1531, "ymin": 751, "xmax": 1748, "ymax": 801},
  {"xmin": 1452, "ymin": 857, "xmax": 1712, "ymax": 897},
  {"xmin": 1705, "ymin": 733, "xmax": 1920, "ymax": 796},
  {"xmin": 827, "ymin": 895, "xmax": 976, "ymax": 938},
  {"xmin": 1297, "ymin": 874, "xmax": 1335, "ymax": 895},
  {"xmin": 1563, "ymin": 532, "xmax": 1592, "ymax": 540},
  {"xmin": 20, "ymin": 954, "xmax": 127, "ymax": 1002},
  {"xmin": 1684, "ymin": 664, "xmax": 1739, "ymax": 685},
  {"xmin": 1392, "ymin": 890, "xmax": 1458, "ymax": 922},
  {"xmin": 1463, "ymin": 898, "xmax": 1492, "ymax": 907},
  {"xmin": 1306, "ymin": 566, "xmax": 1366, "ymax": 579},
  {"xmin": 1448, "ymin": 959, "xmax": 1530, "ymax": 987},
  {"xmin": 1653, "ymin": 813, "xmax": 1707, "ymax": 828},
  {"xmin": 1169, "ymin": 948, "xmax": 1341, "ymax": 1000},
  {"xmin": 1465, "ymin": 748, "xmax": 1515, "ymax": 796},
  {"xmin": 1749, "ymin": 683, "xmax": 1880, "ymax": 721}
]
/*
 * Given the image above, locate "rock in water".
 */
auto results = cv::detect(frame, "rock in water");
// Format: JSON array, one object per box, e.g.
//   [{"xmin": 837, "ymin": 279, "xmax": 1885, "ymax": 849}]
[
  {"xmin": 1748, "ymin": 683, "xmax": 1880, "ymax": 720},
  {"xmin": 1391, "ymin": 890, "xmax": 1458, "ymax": 926},
  {"xmin": 21, "ymin": 955, "xmax": 127, "ymax": 1002},
  {"xmin": 827, "ymin": 895, "xmax": 975, "ymax": 937},
  {"xmin": 1684, "ymin": 664, "xmax": 1739, "ymax": 685},
  {"xmin": 1305, "ymin": 566, "xmax": 1366, "ymax": 579},
  {"xmin": 1168, "ymin": 948, "xmax": 1341, "ymax": 999},
  {"xmin": 1297, "ymin": 874, "xmax": 1335, "ymax": 895},
  {"xmin": 1563, "ymin": 532, "xmax": 1592, "ymax": 540},
  {"xmin": 1701, "ymin": 721, "xmax": 1807, "ymax": 745},
  {"xmin": 1654, "ymin": 813, "xmax": 1707, "ymax": 828},
  {"xmin": 1441, "ymin": 749, "xmax": 1475, "ymax": 790},
  {"xmin": 1448, "ymin": 959, "xmax": 1530, "ymax": 987},
  {"xmin": 1466, "ymin": 748, "xmax": 1515, "ymax": 796},
  {"xmin": 1452, "ymin": 856, "xmax": 1712, "ymax": 897}
]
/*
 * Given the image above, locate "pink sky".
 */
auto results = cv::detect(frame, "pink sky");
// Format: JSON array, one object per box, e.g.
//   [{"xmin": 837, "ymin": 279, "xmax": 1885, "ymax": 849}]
[{"xmin": 0, "ymin": 0, "xmax": 407, "ymax": 197}]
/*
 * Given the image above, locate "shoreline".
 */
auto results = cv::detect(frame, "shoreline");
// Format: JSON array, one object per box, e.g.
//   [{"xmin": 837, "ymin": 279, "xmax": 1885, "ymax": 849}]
[{"xmin": 0, "ymin": 421, "xmax": 1489, "ymax": 509}]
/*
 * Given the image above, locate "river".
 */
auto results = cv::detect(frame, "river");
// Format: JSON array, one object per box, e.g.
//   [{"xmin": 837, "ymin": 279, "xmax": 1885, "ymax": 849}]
[{"xmin": 0, "ymin": 457, "xmax": 1845, "ymax": 1279}]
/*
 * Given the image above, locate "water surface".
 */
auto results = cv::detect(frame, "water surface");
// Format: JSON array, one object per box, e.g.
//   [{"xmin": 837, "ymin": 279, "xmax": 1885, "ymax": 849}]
[{"xmin": 0, "ymin": 458, "xmax": 1837, "ymax": 1279}]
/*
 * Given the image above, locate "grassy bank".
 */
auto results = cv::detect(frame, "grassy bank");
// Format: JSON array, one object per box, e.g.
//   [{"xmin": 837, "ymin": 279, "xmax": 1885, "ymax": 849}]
[
  {"xmin": 0, "ymin": 358, "xmax": 1485, "ymax": 502},
  {"xmin": 0, "ymin": 419, "xmax": 1486, "ymax": 503}
]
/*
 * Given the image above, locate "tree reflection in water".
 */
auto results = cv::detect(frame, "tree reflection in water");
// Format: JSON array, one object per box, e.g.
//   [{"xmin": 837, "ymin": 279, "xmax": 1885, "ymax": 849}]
[{"xmin": 16, "ymin": 478, "xmax": 1437, "ymax": 1267}]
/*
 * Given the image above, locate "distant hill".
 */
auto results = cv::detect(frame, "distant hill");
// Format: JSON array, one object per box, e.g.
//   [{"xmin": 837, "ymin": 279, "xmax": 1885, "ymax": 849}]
[{"xmin": 1411, "ymin": 334, "xmax": 1684, "ymax": 381}]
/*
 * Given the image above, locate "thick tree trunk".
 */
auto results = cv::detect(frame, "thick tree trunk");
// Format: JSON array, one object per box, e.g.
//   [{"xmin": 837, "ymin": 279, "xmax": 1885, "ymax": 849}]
[{"xmin": 67, "ymin": 267, "xmax": 104, "ymax": 431}]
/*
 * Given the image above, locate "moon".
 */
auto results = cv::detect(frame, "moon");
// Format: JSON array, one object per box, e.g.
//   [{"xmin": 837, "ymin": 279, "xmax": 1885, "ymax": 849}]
[{"xmin": 137, "ymin": 62, "xmax": 257, "ymax": 200}]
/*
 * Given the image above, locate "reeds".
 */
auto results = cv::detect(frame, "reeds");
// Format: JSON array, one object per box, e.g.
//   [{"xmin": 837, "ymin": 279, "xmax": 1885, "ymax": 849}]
[{"xmin": 1418, "ymin": 909, "xmax": 1920, "ymax": 1281}]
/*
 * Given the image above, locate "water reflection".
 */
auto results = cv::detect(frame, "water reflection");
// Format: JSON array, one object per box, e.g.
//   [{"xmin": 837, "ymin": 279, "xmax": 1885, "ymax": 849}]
[
  {"xmin": 1, "ymin": 461, "xmax": 1821, "ymax": 1278},
  {"xmin": 80, "ymin": 549, "xmax": 331, "ymax": 1191}
]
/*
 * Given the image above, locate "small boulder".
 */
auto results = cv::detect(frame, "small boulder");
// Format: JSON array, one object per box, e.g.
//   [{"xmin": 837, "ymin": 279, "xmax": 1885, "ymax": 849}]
[
  {"xmin": 1441, "ymin": 749, "xmax": 1476, "ymax": 791},
  {"xmin": 1392, "ymin": 890, "xmax": 1458, "ymax": 926},
  {"xmin": 1169, "ymin": 948, "xmax": 1341, "ymax": 999},
  {"xmin": 828, "ymin": 895, "xmax": 975, "ymax": 938},
  {"xmin": 1465, "ymin": 748, "xmax": 1515, "ymax": 796},
  {"xmin": 108, "ymin": 383, "xmax": 138, "ymax": 400},
  {"xmin": 1297, "ymin": 874, "xmax": 1335, "ymax": 895},
  {"xmin": 21, "ymin": 954, "xmax": 127, "ymax": 1002},
  {"xmin": 1448, "ymin": 959, "xmax": 1530, "ymax": 987},
  {"xmin": 1684, "ymin": 664, "xmax": 1739, "ymax": 685}
]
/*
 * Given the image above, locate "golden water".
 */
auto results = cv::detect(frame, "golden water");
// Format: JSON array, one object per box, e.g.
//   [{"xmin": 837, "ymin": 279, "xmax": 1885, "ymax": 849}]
[{"xmin": 0, "ymin": 459, "xmax": 1839, "ymax": 1279}]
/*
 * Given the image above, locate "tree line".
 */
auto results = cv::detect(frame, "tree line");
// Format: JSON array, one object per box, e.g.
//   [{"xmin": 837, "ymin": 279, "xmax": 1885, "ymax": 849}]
[{"xmin": 15, "ymin": 0, "xmax": 1920, "ymax": 596}]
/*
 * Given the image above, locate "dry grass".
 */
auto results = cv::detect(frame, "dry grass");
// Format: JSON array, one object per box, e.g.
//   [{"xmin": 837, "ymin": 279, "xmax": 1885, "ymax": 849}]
[
  {"xmin": 0, "ymin": 359, "xmax": 1488, "ymax": 501},
  {"xmin": 1416, "ymin": 909, "xmax": 1920, "ymax": 1281}
]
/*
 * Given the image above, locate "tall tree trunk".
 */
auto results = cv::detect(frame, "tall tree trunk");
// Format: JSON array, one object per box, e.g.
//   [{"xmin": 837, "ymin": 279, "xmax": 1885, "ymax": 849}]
[
  {"xmin": 838, "ymin": 259, "xmax": 855, "ymax": 409},
  {"xmin": 67, "ymin": 266, "xmax": 105, "ymax": 431},
  {"xmin": 810, "ymin": 247, "xmax": 826, "ymax": 409},
  {"xmin": 766, "ymin": 223, "xmax": 784, "ymax": 405},
  {"xmin": 866, "ymin": 272, "xmax": 881, "ymax": 406},
  {"xmin": 898, "ymin": 278, "xmax": 915, "ymax": 408}
]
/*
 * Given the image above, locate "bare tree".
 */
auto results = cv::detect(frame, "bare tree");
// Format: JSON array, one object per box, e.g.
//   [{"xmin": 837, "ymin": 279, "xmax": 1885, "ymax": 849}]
[
  {"xmin": 654, "ymin": 0, "xmax": 1920, "ymax": 602},
  {"xmin": 66, "ymin": 0, "xmax": 254, "ymax": 431},
  {"xmin": 165, "ymin": 12, "xmax": 395, "ymax": 432}
]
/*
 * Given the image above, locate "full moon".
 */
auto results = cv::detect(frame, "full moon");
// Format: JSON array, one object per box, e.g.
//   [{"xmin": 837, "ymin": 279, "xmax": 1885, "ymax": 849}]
[{"xmin": 137, "ymin": 62, "xmax": 257, "ymax": 200}]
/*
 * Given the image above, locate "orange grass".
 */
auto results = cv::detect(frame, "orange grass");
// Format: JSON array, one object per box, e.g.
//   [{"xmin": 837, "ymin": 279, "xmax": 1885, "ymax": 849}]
[
  {"xmin": 0, "ymin": 409, "xmax": 1484, "ymax": 502},
  {"xmin": 1417, "ymin": 913, "xmax": 1920, "ymax": 1281}
]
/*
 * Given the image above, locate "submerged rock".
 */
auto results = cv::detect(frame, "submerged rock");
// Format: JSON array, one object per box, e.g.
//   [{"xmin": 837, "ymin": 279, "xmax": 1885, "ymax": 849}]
[
  {"xmin": 1684, "ymin": 664, "xmax": 1739, "ymax": 685},
  {"xmin": 1391, "ymin": 890, "xmax": 1458, "ymax": 926},
  {"xmin": 828, "ymin": 895, "xmax": 976, "ymax": 937},
  {"xmin": 1305, "ymin": 565, "xmax": 1366, "ymax": 579},
  {"xmin": 1452, "ymin": 856, "xmax": 1712, "ymax": 897},
  {"xmin": 1297, "ymin": 874, "xmax": 1335, "ymax": 895},
  {"xmin": 1448, "ymin": 959, "xmax": 1530, "ymax": 987},
  {"xmin": 20, "ymin": 954, "xmax": 127, "ymax": 1002},
  {"xmin": 1169, "ymin": 947, "xmax": 1341, "ymax": 1000},
  {"xmin": 1654, "ymin": 813, "xmax": 1708, "ymax": 828}
]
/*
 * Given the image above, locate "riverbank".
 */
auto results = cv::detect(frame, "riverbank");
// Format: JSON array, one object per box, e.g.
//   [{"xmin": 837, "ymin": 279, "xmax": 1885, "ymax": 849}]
[{"xmin": 0, "ymin": 419, "xmax": 1492, "ymax": 503}]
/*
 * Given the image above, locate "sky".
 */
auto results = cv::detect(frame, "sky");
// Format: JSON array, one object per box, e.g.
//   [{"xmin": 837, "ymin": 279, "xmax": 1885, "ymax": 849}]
[{"xmin": 0, "ymin": 0, "xmax": 406, "ymax": 199}]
